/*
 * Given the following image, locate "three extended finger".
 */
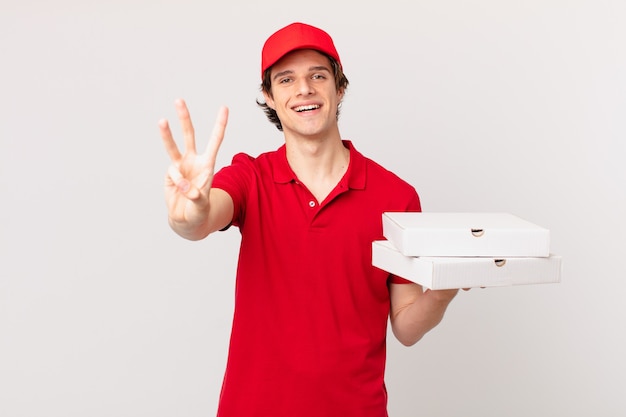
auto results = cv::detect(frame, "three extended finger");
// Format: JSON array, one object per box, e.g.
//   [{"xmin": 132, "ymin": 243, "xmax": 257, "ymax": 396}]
[
  {"xmin": 159, "ymin": 119, "xmax": 182, "ymax": 162},
  {"xmin": 204, "ymin": 106, "xmax": 229, "ymax": 165},
  {"xmin": 175, "ymin": 98, "xmax": 197, "ymax": 154}
]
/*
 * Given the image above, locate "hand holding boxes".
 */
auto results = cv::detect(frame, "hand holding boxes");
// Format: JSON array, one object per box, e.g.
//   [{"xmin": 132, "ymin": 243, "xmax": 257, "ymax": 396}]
[{"xmin": 372, "ymin": 212, "xmax": 562, "ymax": 290}]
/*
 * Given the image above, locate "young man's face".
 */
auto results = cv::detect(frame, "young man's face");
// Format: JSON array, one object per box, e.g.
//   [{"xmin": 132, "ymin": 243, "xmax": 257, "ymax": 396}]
[{"xmin": 264, "ymin": 49, "xmax": 344, "ymax": 139}]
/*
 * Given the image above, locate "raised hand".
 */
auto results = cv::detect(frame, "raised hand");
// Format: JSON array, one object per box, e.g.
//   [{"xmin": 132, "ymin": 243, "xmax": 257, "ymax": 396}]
[{"xmin": 159, "ymin": 99, "xmax": 229, "ymax": 230}]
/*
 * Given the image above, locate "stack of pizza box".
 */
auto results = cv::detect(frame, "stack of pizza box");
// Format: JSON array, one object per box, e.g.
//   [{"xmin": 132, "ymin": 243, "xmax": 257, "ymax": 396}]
[{"xmin": 372, "ymin": 212, "xmax": 562, "ymax": 290}]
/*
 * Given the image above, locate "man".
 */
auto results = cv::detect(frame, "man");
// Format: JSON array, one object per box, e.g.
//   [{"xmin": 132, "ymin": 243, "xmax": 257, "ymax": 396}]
[{"xmin": 159, "ymin": 22, "xmax": 459, "ymax": 417}]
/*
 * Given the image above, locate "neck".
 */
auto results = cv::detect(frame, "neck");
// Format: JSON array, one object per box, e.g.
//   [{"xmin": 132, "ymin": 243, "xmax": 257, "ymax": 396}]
[{"xmin": 284, "ymin": 133, "xmax": 350, "ymax": 203}]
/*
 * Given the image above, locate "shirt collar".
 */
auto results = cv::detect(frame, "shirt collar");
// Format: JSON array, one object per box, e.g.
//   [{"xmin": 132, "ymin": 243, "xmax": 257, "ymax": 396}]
[{"xmin": 271, "ymin": 140, "xmax": 366, "ymax": 190}]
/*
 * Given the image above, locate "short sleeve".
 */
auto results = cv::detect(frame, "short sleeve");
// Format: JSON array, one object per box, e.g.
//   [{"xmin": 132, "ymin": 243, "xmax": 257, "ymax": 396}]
[
  {"xmin": 388, "ymin": 274, "xmax": 414, "ymax": 285},
  {"xmin": 212, "ymin": 152, "xmax": 256, "ymax": 227}
]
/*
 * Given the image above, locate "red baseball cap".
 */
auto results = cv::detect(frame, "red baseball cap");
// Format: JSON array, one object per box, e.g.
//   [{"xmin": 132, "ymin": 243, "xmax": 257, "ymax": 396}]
[{"xmin": 261, "ymin": 22, "xmax": 342, "ymax": 78}]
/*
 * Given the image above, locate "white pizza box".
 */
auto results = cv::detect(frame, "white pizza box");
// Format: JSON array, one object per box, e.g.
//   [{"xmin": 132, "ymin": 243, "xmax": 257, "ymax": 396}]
[
  {"xmin": 372, "ymin": 240, "xmax": 562, "ymax": 290},
  {"xmin": 382, "ymin": 212, "xmax": 550, "ymax": 257}
]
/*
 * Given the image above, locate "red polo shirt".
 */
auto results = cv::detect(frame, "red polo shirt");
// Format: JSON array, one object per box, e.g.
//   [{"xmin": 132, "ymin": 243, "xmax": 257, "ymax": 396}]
[{"xmin": 211, "ymin": 141, "xmax": 420, "ymax": 417}]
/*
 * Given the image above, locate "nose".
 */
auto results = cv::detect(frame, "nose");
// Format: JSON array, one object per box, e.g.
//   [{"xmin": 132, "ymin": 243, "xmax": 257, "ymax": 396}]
[{"xmin": 295, "ymin": 77, "xmax": 314, "ymax": 96}]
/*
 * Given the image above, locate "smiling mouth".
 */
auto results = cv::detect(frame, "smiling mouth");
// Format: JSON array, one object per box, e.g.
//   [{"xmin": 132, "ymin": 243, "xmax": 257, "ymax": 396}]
[{"xmin": 294, "ymin": 104, "xmax": 320, "ymax": 112}]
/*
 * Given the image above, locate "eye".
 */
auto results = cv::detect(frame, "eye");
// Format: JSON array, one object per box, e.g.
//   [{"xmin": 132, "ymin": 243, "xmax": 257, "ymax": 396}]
[
  {"xmin": 278, "ymin": 77, "xmax": 293, "ymax": 84},
  {"xmin": 312, "ymin": 73, "xmax": 326, "ymax": 80}
]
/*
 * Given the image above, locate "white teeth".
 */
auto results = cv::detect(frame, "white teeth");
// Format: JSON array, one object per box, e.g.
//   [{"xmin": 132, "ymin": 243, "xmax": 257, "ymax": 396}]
[{"xmin": 294, "ymin": 104, "xmax": 320, "ymax": 112}]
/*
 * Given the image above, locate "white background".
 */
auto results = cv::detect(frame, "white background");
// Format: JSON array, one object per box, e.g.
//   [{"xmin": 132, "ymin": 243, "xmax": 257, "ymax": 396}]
[{"xmin": 1, "ymin": 1, "xmax": 625, "ymax": 416}]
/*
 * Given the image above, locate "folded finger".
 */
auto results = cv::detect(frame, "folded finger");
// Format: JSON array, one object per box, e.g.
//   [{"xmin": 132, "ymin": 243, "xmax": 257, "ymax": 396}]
[
  {"xmin": 167, "ymin": 164, "xmax": 200, "ymax": 200},
  {"xmin": 167, "ymin": 163, "xmax": 185, "ymax": 187}
]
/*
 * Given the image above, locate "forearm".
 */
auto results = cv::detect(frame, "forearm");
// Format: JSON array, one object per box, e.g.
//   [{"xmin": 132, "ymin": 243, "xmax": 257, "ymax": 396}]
[
  {"xmin": 390, "ymin": 287, "xmax": 458, "ymax": 346},
  {"xmin": 168, "ymin": 214, "xmax": 212, "ymax": 241},
  {"xmin": 167, "ymin": 189, "xmax": 233, "ymax": 241}
]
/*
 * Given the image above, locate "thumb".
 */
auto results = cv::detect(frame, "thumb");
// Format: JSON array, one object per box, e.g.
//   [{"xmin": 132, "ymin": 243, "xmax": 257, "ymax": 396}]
[{"xmin": 167, "ymin": 164, "xmax": 201, "ymax": 200}]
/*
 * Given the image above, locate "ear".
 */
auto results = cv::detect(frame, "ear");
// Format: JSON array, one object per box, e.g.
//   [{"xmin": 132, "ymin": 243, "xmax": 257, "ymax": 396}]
[
  {"xmin": 337, "ymin": 87, "xmax": 345, "ymax": 102},
  {"xmin": 263, "ymin": 91, "xmax": 275, "ymax": 110}
]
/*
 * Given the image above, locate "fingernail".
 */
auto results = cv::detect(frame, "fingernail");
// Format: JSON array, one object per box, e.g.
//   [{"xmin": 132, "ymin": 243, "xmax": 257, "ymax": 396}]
[{"xmin": 177, "ymin": 180, "xmax": 190, "ymax": 193}]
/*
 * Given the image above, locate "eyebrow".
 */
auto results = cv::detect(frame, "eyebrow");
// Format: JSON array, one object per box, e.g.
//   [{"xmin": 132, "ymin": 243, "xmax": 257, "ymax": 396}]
[{"xmin": 272, "ymin": 65, "xmax": 331, "ymax": 81}]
